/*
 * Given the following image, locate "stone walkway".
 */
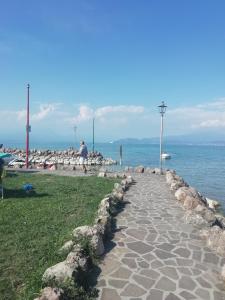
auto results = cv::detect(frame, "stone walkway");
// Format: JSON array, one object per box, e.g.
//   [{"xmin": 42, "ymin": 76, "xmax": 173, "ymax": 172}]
[{"xmin": 97, "ymin": 174, "xmax": 225, "ymax": 300}]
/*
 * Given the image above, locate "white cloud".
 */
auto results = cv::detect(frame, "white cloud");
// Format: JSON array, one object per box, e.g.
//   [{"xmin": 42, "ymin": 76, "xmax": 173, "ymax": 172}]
[
  {"xmin": 31, "ymin": 103, "xmax": 59, "ymax": 121},
  {"xmin": 167, "ymin": 99, "xmax": 225, "ymax": 130},
  {"xmin": 198, "ymin": 119, "xmax": 225, "ymax": 128},
  {"xmin": 95, "ymin": 105, "xmax": 144, "ymax": 118},
  {"xmin": 69, "ymin": 104, "xmax": 145, "ymax": 124},
  {"xmin": 70, "ymin": 105, "xmax": 94, "ymax": 124}
]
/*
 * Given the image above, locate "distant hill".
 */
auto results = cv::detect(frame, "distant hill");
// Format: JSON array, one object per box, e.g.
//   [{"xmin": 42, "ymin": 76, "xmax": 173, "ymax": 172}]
[{"xmin": 113, "ymin": 134, "xmax": 225, "ymax": 145}]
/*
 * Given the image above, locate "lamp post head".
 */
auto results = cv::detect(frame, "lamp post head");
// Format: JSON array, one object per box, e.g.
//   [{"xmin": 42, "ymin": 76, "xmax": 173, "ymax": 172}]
[
  {"xmin": 27, "ymin": 83, "xmax": 30, "ymax": 89},
  {"xmin": 158, "ymin": 101, "xmax": 167, "ymax": 115}
]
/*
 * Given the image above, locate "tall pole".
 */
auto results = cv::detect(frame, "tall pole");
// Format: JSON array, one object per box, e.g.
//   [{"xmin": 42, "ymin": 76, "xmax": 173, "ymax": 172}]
[
  {"xmin": 159, "ymin": 114, "xmax": 163, "ymax": 174},
  {"xmin": 26, "ymin": 84, "xmax": 30, "ymax": 169},
  {"xmin": 92, "ymin": 118, "xmax": 95, "ymax": 153},
  {"xmin": 74, "ymin": 125, "xmax": 77, "ymax": 149},
  {"xmin": 158, "ymin": 101, "xmax": 167, "ymax": 175}
]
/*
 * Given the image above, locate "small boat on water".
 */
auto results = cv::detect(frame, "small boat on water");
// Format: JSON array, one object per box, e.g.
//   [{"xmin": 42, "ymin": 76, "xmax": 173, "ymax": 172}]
[{"xmin": 161, "ymin": 153, "xmax": 171, "ymax": 159}]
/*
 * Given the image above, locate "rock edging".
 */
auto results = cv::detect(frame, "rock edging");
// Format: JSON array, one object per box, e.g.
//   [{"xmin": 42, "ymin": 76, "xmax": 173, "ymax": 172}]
[
  {"xmin": 165, "ymin": 169, "xmax": 225, "ymax": 283},
  {"xmin": 34, "ymin": 173, "xmax": 134, "ymax": 300}
]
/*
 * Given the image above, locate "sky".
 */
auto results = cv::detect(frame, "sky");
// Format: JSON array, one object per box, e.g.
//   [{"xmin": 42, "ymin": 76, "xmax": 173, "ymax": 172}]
[{"xmin": 1, "ymin": 0, "xmax": 225, "ymax": 143}]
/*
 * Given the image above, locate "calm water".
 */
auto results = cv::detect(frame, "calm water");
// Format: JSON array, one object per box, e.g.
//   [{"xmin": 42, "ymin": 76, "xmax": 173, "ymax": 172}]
[{"xmin": 2, "ymin": 141, "xmax": 225, "ymax": 211}]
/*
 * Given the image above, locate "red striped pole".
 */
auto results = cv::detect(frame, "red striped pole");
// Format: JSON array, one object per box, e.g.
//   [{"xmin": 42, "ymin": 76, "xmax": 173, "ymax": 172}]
[{"xmin": 26, "ymin": 84, "xmax": 30, "ymax": 169}]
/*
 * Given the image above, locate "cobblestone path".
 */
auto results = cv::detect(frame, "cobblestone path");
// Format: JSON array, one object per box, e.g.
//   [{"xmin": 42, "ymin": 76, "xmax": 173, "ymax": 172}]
[{"xmin": 97, "ymin": 174, "xmax": 225, "ymax": 300}]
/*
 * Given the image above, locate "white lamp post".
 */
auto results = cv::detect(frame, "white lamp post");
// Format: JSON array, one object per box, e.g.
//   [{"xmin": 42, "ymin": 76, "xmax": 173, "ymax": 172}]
[{"xmin": 158, "ymin": 101, "xmax": 167, "ymax": 174}]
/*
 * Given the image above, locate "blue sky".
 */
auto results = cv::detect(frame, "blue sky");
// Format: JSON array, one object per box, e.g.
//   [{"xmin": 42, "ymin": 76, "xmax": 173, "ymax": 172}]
[{"xmin": 1, "ymin": 0, "xmax": 225, "ymax": 143}]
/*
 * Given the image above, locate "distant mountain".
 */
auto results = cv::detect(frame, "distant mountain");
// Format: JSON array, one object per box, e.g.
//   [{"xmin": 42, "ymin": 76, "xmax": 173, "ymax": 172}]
[{"xmin": 113, "ymin": 134, "xmax": 225, "ymax": 145}]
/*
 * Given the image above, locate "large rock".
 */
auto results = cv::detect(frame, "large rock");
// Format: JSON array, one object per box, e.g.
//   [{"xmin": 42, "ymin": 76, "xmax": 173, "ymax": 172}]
[
  {"xmin": 145, "ymin": 167, "xmax": 154, "ymax": 174},
  {"xmin": 58, "ymin": 240, "xmax": 74, "ymax": 255},
  {"xmin": 183, "ymin": 196, "xmax": 200, "ymax": 210},
  {"xmin": 221, "ymin": 265, "xmax": 225, "ymax": 282},
  {"xmin": 206, "ymin": 198, "xmax": 220, "ymax": 211},
  {"xmin": 194, "ymin": 205, "xmax": 217, "ymax": 225},
  {"xmin": 166, "ymin": 171, "xmax": 175, "ymax": 185},
  {"xmin": 98, "ymin": 172, "xmax": 107, "ymax": 177},
  {"xmin": 170, "ymin": 180, "xmax": 185, "ymax": 192},
  {"xmin": 135, "ymin": 165, "xmax": 145, "ymax": 173},
  {"xmin": 65, "ymin": 250, "xmax": 88, "ymax": 271},
  {"xmin": 95, "ymin": 214, "xmax": 112, "ymax": 237},
  {"xmin": 184, "ymin": 210, "xmax": 209, "ymax": 227},
  {"xmin": 112, "ymin": 191, "xmax": 124, "ymax": 202},
  {"xmin": 175, "ymin": 187, "xmax": 204, "ymax": 204},
  {"xmin": 34, "ymin": 287, "xmax": 63, "ymax": 300},
  {"xmin": 114, "ymin": 183, "xmax": 124, "ymax": 193},
  {"xmin": 153, "ymin": 168, "xmax": 162, "ymax": 175},
  {"xmin": 215, "ymin": 214, "xmax": 225, "ymax": 229},
  {"xmin": 200, "ymin": 226, "xmax": 225, "ymax": 256},
  {"xmin": 126, "ymin": 175, "xmax": 134, "ymax": 184},
  {"xmin": 42, "ymin": 261, "xmax": 78, "ymax": 285},
  {"xmin": 72, "ymin": 225, "xmax": 105, "ymax": 256}
]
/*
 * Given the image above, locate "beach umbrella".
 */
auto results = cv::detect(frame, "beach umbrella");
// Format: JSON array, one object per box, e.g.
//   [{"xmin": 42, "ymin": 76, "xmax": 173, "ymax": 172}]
[{"xmin": 0, "ymin": 153, "xmax": 12, "ymax": 159}]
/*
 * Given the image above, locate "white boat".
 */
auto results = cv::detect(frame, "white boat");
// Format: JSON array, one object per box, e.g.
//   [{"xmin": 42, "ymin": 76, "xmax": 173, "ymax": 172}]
[{"xmin": 161, "ymin": 153, "xmax": 171, "ymax": 159}]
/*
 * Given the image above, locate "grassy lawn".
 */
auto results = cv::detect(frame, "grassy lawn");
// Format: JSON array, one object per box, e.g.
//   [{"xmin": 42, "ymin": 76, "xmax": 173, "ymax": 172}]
[{"xmin": 0, "ymin": 171, "xmax": 117, "ymax": 300}]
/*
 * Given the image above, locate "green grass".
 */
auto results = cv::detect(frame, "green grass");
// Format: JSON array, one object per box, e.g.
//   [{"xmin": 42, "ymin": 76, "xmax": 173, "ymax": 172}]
[{"xmin": 0, "ymin": 172, "xmax": 117, "ymax": 300}]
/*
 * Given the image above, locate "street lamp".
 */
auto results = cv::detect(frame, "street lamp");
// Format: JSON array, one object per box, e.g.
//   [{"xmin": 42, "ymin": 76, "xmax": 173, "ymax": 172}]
[
  {"xmin": 73, "ymin": 125, "xmax": 77, "ymax": 149},
  {"xmin": 158, "ymin": 101, "xmax": 167, "ymax": 174},
  {"xmin": 92, "ymin": 118, "xmax": 95, "ymax": 153},
  {"xmin": 26, "ymin": 84, "xmax": 31, "ymax": 169}
]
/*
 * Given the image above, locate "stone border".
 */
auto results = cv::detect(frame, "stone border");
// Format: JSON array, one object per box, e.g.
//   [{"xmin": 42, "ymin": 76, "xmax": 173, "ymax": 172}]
[
  {"xmin": 34, "ymin": 173, "xmax": 134, "ymax": 300},
  {"xmin": 126, "ymin": 165, "xmax": 225, "ymax": 282},
  {"xmin": 165, "ymin": 169, "xmax": 225, "ymax": 282}
]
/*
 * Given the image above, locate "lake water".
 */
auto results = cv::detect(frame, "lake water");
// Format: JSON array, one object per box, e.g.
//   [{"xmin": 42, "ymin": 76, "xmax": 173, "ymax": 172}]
[{"xmin": 2, "ymin": 140, "xmax": 225, "ymax": 211}]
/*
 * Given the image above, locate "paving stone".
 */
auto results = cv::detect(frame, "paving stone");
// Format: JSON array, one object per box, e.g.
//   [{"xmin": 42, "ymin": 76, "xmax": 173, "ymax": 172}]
[
  {"xmin": 136, "ymin": 219, "xmax": 151, "ymax": 224},
  {"xmin": 173, "ymin": 247, "xmax": 191, "ymax": 258},
  {"xmin": 195, "ymin": 263, "xmax": 208, "ymax": 271},
  {"xmin": 110, "ymin": 267, "xmax": 132, "ymax": 279},
  {"xmin": 204, "ymin": 252, "xmax": 219, "ymax": 265},
  {"xmin": 133, "ymin": 274, "xmax": 155, "ymax": 289},
  {"xmin": 192, "ymin": 251, "xmax": 202, "ymax": 261},
  {"xmin": 100, "ymin": 288, "xmax": 121, "ymax": 300},
  {"xmin": 146, "ymin": 289, "xmax": 164, "ymax": 300},
  {"xmin": 145, "ymin": 233, "xmax": 157, "ymax": 242},
  {"xmin": 176, "ymin": 258, "xmax": 193, "ymax": 267},
  {"xmin": 179, "ymin": 290, "xmax": 197, "ymax": 299},
  {"xmin": 121, "ymin": 258, "xmax": 137, "ymax": 269},
  {"xmin": 195, "ymin": 288, "xmax": 211, "ymax": 300},
  {"xmin": 120, "ymin": 283, "xmax": 146, "ymax": 297},
  {"xmin": 196, "ymin": 276, "xmax": 212, "ymax": 288},
  {"xmin": 165, "ymin": 293, "xmax": 182, "ymax": 300},
  {"xmin": 177, "ymin": 267, "xmax": 192, "ymax": 276},
  {"xmin": 155, "ymin": 276, "xmax": 176, "ymax": 291},
  {"xmin": 100, "ymin": 259, "xmax": 121, "ymax": 275},
  {"xmin": 127, "ymin": 241, "xmax": 154, "ymax": 254},
  {"xmin": 151, "ymin": 259, "xmax": 164, "ymax": 269},
  {"xmin": 97, "ymin": 279, "xmax": 106, "ymax": 287},
  {"xmin": 108, "ymin": 279, "xmax": 128, "ymax": 289},
  {"xmin": 213, "ymin": 291, "xmax": 225, "ymax": 300},
  {"xmin": 159, "ymin": 266, "xmax": 179, "ymax": 280},
  {"xmin": 142, "ymin": 252, "xmax": 156, "ymax": 262},
  {"xmin": 126, "ymin": 228, "xmax": 148, "ymax": 240},
  {"xmin": 166, "ymin": 259, "xmax": 177, "ymax": 266},
  {"xmin": 154, "ymin": 249, "xmax": 176, "ymax": 260},
  {"xmin": 157, "ymin": 243, "xmax": 176, "ymax": 251},
  {"xmin": 179, "ymin": 276, "xmax": 197, "ymax": 290},
  {"xmin": 191, "ymin": 268, "xmax": 202, "ymax": 276},
  {"xmin": 137, "ymin": 260, "xmax": 149, "ymax": 268},
  {"xmin": 124, "ymin": 252, "xmax": 139, "ymax": 258},
  {"xmin": 140, "ymin": 269, "xmax": 160, "ymax": 279}
]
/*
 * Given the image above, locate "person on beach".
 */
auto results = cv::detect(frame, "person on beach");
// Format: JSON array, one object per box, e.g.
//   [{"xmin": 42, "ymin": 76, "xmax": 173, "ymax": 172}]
[{"xmin": 78, "ymin": 141, "xmax": 88, "ymax": 173}]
